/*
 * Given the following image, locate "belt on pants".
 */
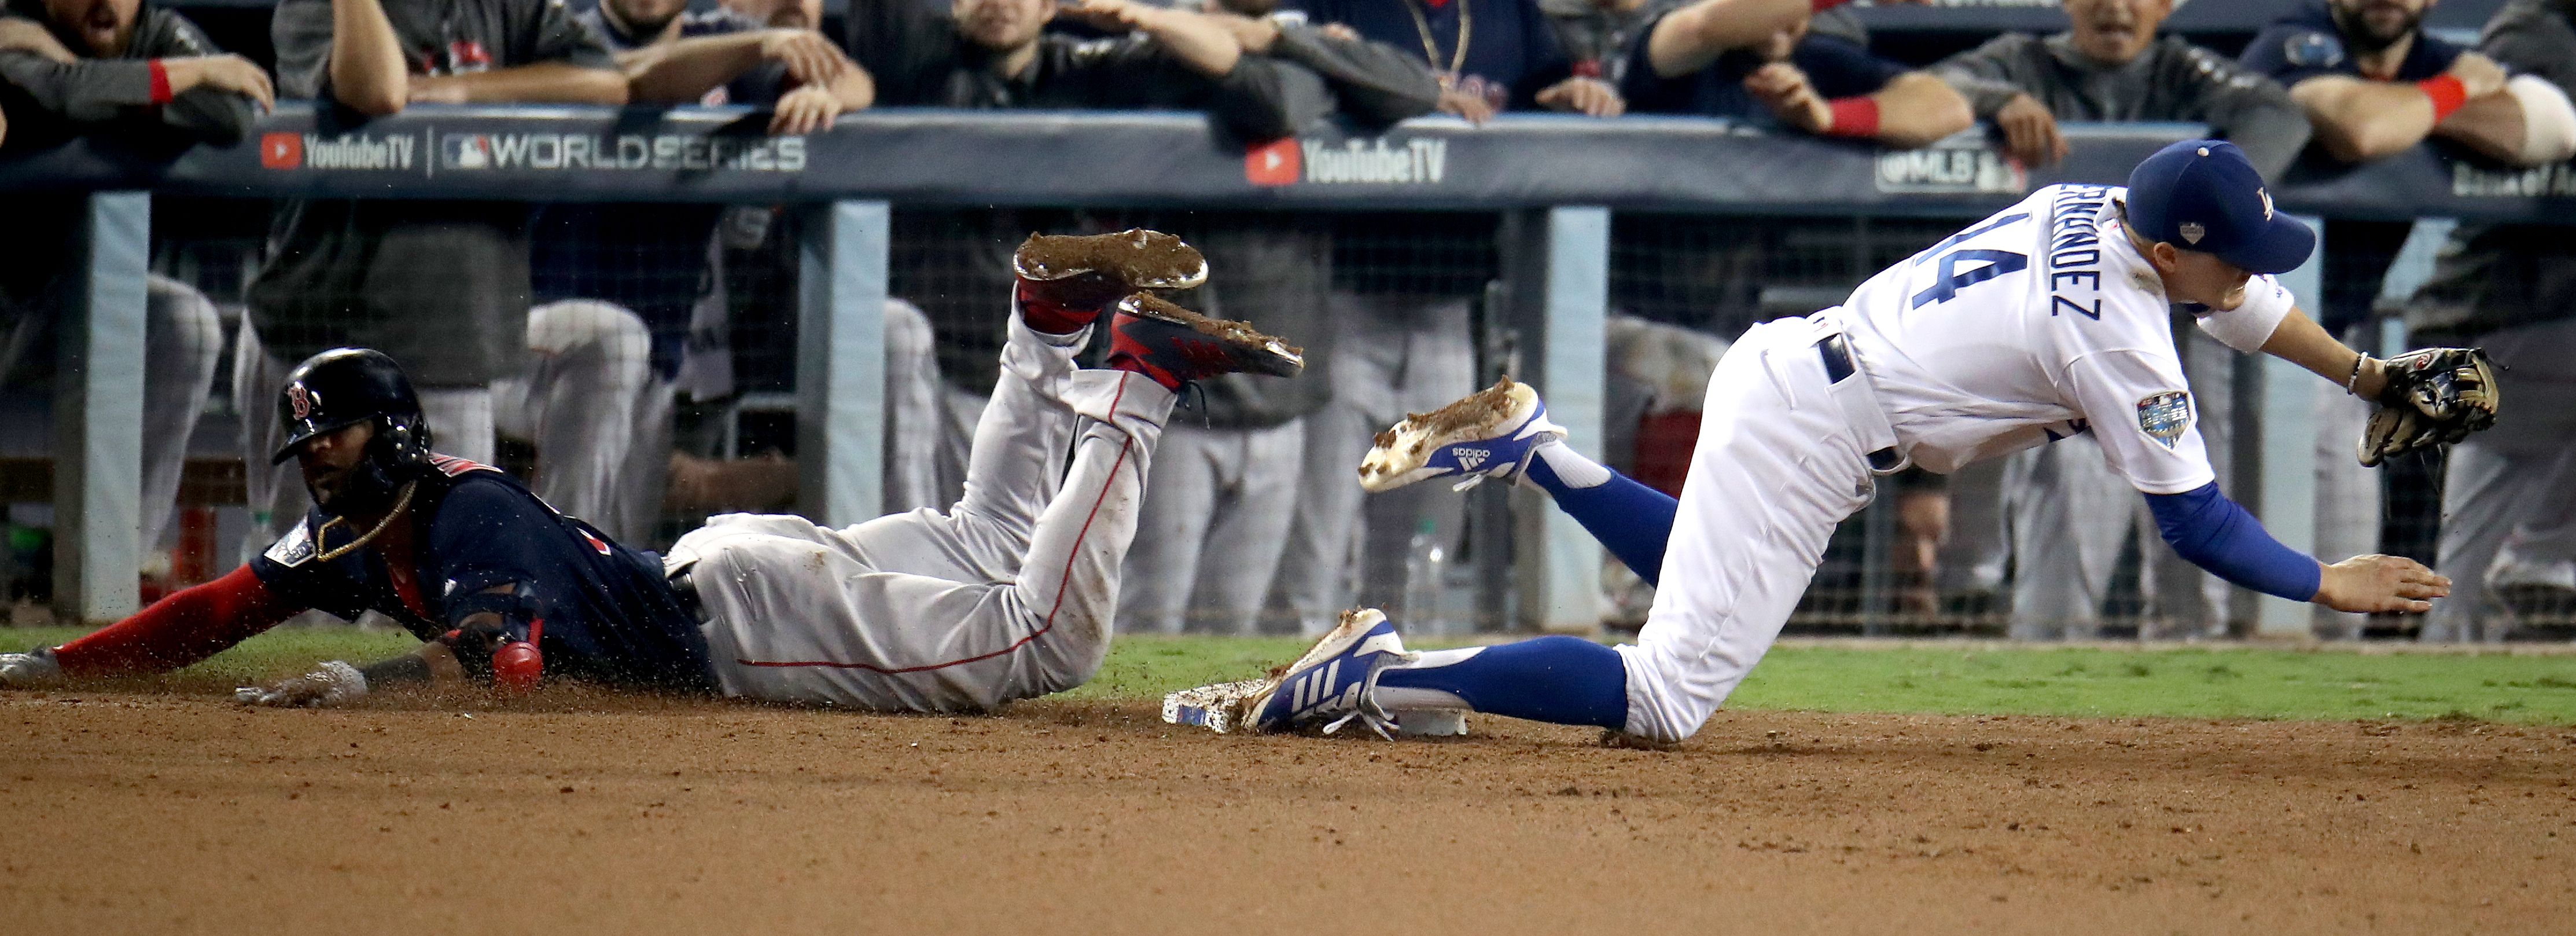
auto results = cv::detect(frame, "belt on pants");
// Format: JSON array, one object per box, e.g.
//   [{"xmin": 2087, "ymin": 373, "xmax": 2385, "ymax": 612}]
[
  {"xmin": 666, "ymin": 563, "xmax": 713, "ymax": 626},
  {"xmin": 1814, "ymin": 333, "xmax": 1910, "ymax": 475}
]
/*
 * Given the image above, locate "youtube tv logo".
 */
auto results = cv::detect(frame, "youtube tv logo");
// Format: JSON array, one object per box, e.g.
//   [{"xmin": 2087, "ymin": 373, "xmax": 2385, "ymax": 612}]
[
  {"xmin": 259, "ymin": 132, "xmax": 303, "ymax": 170},
  {"xmin": 1244, "ymin": 138, "xmax": 1298, "ymax": 186}
]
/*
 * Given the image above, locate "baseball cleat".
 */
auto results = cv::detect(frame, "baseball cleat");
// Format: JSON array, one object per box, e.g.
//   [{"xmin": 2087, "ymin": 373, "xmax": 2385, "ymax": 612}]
[
  {"xmin": 1358, "ymin": 378, "xmax": 1566, "ymax": 493},
  {"xmin": 1014, "ymin": 229, "xmax": 1208, "ymax": 291},
  {"xmin": 0, "ymin": 647, "xmax": 64, "ymax": 689},
  {"xmin": 1239, "ymin": 608, "xmax": 1410, "ymax": 737},
  {"xmin": 1107, "ymin": 293, "xmax": 1304, "ymax": 390}
]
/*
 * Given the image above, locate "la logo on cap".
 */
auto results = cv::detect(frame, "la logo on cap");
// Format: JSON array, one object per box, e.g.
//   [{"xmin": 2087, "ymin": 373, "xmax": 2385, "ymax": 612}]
[{"xmin": 2178, "ymin": 222, "xmax": 2205, "ymax": 244}]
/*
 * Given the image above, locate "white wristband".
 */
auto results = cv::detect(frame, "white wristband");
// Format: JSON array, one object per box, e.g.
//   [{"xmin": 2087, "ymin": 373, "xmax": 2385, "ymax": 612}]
[
  {"xmin": 2195, "ymin": 275, "xmax": 2296, "ymax": 354},
  {"xmin": 317, "ymin": 660, "xmax": 369, "ymax": 704}
]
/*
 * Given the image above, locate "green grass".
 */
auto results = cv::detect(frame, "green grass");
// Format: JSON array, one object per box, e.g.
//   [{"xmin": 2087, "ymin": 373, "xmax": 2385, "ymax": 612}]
[{"xmin": 17, "ymin": 626, "xmax": 2576, "ymax": 725}]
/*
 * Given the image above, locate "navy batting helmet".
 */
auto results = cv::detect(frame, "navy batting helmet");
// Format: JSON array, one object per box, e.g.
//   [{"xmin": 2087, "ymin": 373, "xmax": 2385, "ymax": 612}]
[{"xmin": 274, "ymin": 348, "xmax": 436, "ymax": 513}]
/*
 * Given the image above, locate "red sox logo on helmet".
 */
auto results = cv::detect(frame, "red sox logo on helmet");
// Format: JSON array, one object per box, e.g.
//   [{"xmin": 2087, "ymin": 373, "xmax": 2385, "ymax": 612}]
[{"xmin": 289, "ymin": 384, "xmax": 316, "ymax": 420}]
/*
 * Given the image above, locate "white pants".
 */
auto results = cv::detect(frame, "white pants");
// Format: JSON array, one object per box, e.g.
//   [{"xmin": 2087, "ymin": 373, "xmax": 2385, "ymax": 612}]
[
  {"xmin": 237, "ymin": 301, "xmax": 661, "ymax": 555},
  {"xmin": 1118, "ymin": 419, "xmax": 1305, "ymax": 634},
  {"xmin": 0, "ymin": 276, "xmax": 225, "ymax": 561},
  {"xmin": 493, "ymin": 300, "xmax": 669, "ymax": 544},
  {"xmin": 2423, "ymin": 317, "xmax": 2576, "ymax": 641},
  {"xmin": 1268, "ymin": 293, "xmax": 1478, "ymax": 635},
  {"xmin": 1614, "ymin": 316, "xmax": 1875, "ymax": 744},
  {"xmin": 669, "ymin": 317, "xmax": 1175, "ymax": 713}
]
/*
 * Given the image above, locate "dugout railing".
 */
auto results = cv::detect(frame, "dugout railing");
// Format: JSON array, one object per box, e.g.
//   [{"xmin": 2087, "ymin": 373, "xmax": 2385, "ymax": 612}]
[{"xmin": 5, "ymin": 107, "xmax": 2570, "ymax": 637}]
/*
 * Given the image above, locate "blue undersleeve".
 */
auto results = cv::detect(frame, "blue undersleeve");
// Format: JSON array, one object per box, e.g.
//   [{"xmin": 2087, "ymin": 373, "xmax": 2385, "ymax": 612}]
[
  {"xmin": 1377, "ymin": 636, "xmax": 1629, "ymax": 730},
  {"xmin": 1526, "ymin": 456, "xmax": 1680, "ymax": 587},
  {"xmin": 2144, "ymin": 482, "xmax": 2321, "ymax": 601}
]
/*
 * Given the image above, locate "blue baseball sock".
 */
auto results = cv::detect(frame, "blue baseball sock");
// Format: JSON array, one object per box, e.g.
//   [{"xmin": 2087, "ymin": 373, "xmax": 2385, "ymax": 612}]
[
  {"xmin": 1376, "ymin": 637, "xmax": 1628, "ymax": 730},
  {"xmin": 1525, "ymin": 443, "xmax": 1680, "ymax": 586}
]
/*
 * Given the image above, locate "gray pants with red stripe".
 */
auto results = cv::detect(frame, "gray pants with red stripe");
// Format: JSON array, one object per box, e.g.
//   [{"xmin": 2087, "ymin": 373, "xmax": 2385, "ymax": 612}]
[{"xmin": 667, "ymin": 315, "xmax": 1173, "ymax": 713}]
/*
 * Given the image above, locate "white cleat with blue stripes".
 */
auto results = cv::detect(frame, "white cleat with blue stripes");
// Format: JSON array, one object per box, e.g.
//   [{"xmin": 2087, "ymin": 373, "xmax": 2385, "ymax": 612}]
[
  {"xmin": 1357, "ymin": 379, "xmax": 1566, "ymax": 494},
  {"xmin": 1162, "ymin": 609, "xmax": 1410, "ymax": 738}
]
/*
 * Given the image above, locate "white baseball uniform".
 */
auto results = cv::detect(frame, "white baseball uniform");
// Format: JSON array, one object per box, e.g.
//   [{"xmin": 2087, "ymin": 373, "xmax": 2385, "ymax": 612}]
[
  {"xmin": 1618, "ymin": 183, "xmax": 2295, "ymax": 743},
  {"xmin": 664, "ymin": 315, "xmax": 1175, "ymax": 713}
]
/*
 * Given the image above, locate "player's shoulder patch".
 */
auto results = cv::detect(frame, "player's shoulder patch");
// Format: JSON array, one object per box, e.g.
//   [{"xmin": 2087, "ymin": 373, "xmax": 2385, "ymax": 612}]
[
  {"xmin": 263, "ymin": 520, "xmax": 318, "ymax": 568},
  {"xmin": 2282, "ymin": 31, "xmax": 2345, "ymax": 70},
  {"xmin": 2135, "ymin": 390, "xmax": 2194, "ymax": 449},
  {"xmin": 427, "ymin": 454, "xmax": 503, "ymax": 478}
]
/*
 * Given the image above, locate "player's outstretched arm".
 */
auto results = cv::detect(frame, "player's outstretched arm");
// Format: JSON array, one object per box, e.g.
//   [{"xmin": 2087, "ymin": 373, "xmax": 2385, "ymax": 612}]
[
  {"xmin": 46, "ymin": 565, "xmax": 304, "ymax": 678},
  {"xmin": 2143, "ymin": 483, "xmax": 2450, "ymax": 614}
]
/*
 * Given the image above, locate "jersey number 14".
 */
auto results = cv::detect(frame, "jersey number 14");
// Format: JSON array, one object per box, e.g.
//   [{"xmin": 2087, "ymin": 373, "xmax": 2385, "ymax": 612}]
[{"xmin": 1910, "ymin": 248, "xmax": 2028, "ymax": 309}]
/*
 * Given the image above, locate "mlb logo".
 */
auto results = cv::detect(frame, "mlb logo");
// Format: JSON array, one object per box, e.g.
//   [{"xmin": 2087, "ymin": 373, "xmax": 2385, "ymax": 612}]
[
  {"xmin": 443, "ymin": 134, "xmax": 493, "ymax": 170},
  {"xmin": 260, "ymin": 132, "xmax": 303, "ymax": 169},
  {"xmin": 1244, "ymin": 138, "xmax": 1300, "ymax": 186}
]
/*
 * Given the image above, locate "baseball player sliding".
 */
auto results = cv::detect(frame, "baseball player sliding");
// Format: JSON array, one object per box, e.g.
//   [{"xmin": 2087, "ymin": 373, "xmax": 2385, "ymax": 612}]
[
  {"xmin": 1176, "ymin": 140, "xmax": 2498, "ymax": 746},
  {"xmin": 0, "ymin": 230, "xmax": 1306, "ymax": 713}
]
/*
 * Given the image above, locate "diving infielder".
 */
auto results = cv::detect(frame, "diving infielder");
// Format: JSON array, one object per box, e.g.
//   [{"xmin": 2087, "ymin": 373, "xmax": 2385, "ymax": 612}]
[
  {"xmin": 0, "ymin": 231, "xmax": 1307, "ymax": 713},
  {"xmin": 1174, "ymin": 140, "xmax": 2497, "ymax": 744}
]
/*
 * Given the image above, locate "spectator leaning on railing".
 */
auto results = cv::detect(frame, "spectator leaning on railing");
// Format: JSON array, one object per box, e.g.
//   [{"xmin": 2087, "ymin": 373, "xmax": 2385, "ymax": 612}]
[
  {"xmin": 234, "ymin": 0, "xmax": 628, "ymax": 557},
  {"xmin": 0, "ymin": 0, "xmax": 244, "ymax": 594},
  {"xmin": 598, "ymin": 0, "xmax": 871, "ymax": 133},
  {"xmin": 1933, "ymin": 0, "xmax": 2310, "ymax": 179},
  {"xmin": 0, "ymin": 0, "xmax": 267, "ymax": 151},
  {"xmin": 1538, "ymin": 0, "xmax": 1673, "ymax": 87},
  {"xmin": 1618, "ymin": 0, "xmax": 1969, "ymax": 147},
  {"xmin": 2403, "ymin": 0, "xmax": 2576, "ymax": 641},
  {"xmin": 505, "ymin": 0, "xmax": 879, "ymax": 543},
  {"xmin": 1279, "ymin": 0, "xmax": 1644, "ymax": 121},
  {"xmin": 2242, "ymin": 0, "xmax": 2576, "ymax": 168}
]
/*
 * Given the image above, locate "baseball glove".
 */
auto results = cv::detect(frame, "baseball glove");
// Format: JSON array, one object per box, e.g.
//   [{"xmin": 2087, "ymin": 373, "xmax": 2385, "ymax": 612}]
[{"xmin": 2358, "ymin": 347, "xmax": 2500, "ymax": 467}]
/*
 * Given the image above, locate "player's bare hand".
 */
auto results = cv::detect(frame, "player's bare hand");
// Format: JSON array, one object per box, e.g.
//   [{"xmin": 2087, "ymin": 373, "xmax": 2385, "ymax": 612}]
[
  {"xmin": 163, "ymin": 54, "xmax": 277, "ymax": 111},
  {"xmin": 1438, "ymin": 86, "xmax": 1497, "ymax": 124},
  {"xmin": 0, "ymin": 17, "xmax": 76, "ymax": 64},
  {"xmin": 768, "ymin": 84, "xmax": 841, "ymax": 135},
  {"xmin": 1534, "ymin": 76, "xmax": 1624, "ymax": 118},
  {"xmin": 2445, "ymin": 52, "xmax": 2509, "ymax": 101},
  {"xmin": 235, "ymin": 660, "xmax": 369, "ymax": 708},
  {"xmin": 1994, "ymin": 94, "xmax": 2067, "ymax": 167},
  {"xmin": 406, "ymin": 75, "xmax": 469, "ymax": 104},
  {"xmin": 1743, "ymin": 62, "xmax": 1829, "ymax": 134},
  {"xmin": 1206, "ymin": 12, "xmax": 1280, "ymax": 54},
  {"xmin": 2314, "ymin": 555, "xmax": 2450, "ymax": 615},
  {"xmin": 758, "ymin": 28, "xmax": 845, "ymax": 86}
]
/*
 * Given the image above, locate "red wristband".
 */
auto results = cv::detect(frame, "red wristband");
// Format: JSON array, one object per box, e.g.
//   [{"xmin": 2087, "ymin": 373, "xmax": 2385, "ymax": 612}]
[
  {"xmin": 1824, "ymin": 96, "xmax": 1879, "ymax": 138},
  {"xmin": 1810, "ymin": 0, "xmax": 1850, "ymax": 10},
  {"xmin": 146, "ymin": 59, "xmax": 172, "ymax": 105},
  {"xmin": 2417, "ymin": 74, "xmax": 2467, "ymax": 123}
]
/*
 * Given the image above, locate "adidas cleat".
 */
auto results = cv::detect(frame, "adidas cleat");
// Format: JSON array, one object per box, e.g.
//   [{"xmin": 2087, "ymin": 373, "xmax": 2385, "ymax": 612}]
[
  {"xmin": 1242, "ymin": 608, "xmax": 1409, "ymax": 737},
  {"xmin": 1165, "ymin": 610, "xmax": 1410, "ymax": 737},
  {"xmin": 1358, "ymin": 378, "xmax": 1566, "ymax": 493}
]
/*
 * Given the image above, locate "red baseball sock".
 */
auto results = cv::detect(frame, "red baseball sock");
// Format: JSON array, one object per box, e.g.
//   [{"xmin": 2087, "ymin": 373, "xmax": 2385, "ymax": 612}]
[
  {"xmin": 1015, "ymin": 279, "xmax": 1113, "ymax": 335},
  {"xmin": 53, "ymin": 565, "xmax": 300, "ymax": 676}
]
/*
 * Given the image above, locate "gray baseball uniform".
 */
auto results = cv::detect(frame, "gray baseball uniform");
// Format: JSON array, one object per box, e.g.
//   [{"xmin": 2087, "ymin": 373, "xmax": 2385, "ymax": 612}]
[{"xmin": 669, "ymin": 315, "xmax": 1176, "ymax": 711}]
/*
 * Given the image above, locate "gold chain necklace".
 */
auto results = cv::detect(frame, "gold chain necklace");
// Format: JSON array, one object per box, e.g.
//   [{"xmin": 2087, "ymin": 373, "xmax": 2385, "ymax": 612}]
[
  {"xmin": 1401, "ymin": 0, "xmax": 1472, "ymax": 82},
  {"xmin": 312, "ymin": 480, "xmax": 419, "ymax": 564}
]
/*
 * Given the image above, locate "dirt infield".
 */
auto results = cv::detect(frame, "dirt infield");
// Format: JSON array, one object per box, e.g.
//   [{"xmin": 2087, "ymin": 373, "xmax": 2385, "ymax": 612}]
[{"xmin": 5, "ymin": 690, "xmax": 2571, "ymax": 935}]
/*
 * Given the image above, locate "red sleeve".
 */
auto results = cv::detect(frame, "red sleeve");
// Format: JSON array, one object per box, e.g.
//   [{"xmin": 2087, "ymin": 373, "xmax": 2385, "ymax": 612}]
[{"xmin": 53, "ymin": 565, "xmax": 304, "ymax": 676}]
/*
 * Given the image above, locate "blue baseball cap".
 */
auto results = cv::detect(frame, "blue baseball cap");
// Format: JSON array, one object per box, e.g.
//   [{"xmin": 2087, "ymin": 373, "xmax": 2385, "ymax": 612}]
[{"xmin": 2123, "ymin": 139, "xmax": 2314, "ymax": 275}]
